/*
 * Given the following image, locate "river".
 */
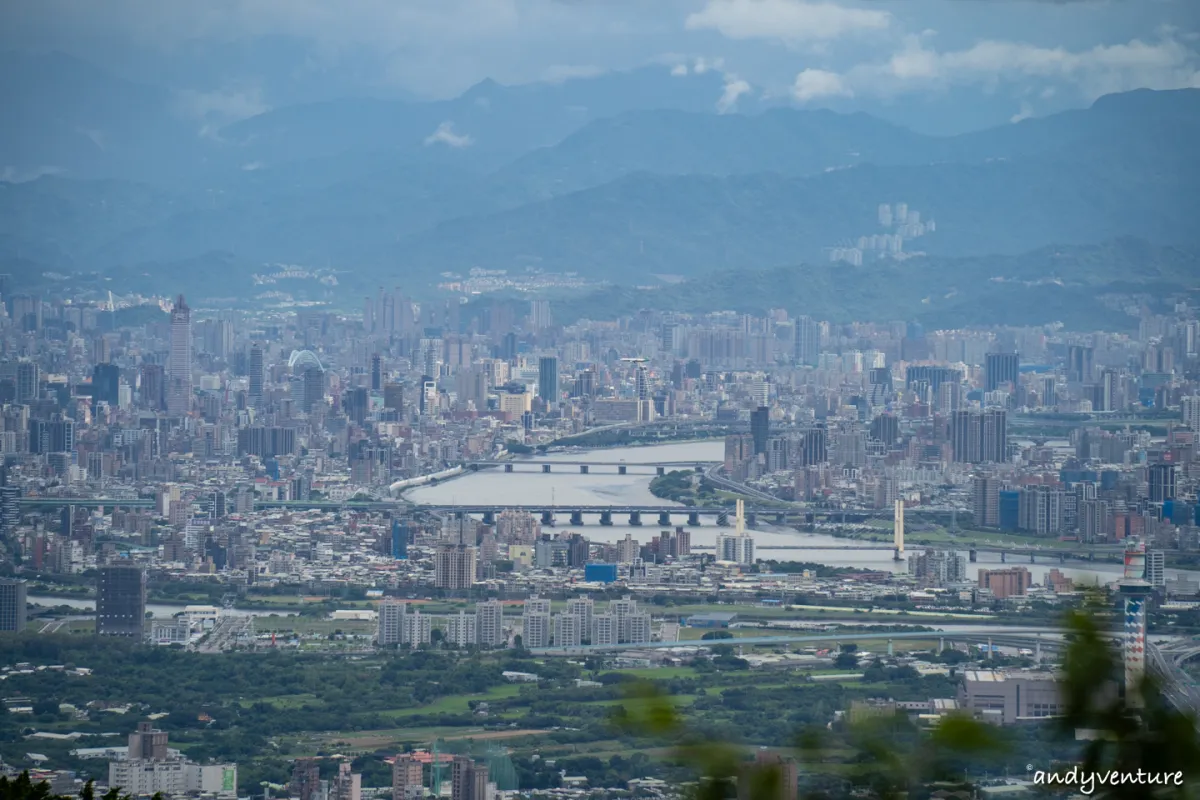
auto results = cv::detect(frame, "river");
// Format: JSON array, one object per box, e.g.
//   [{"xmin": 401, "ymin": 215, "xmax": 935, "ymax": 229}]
[{"xmin": 409, "ymin": 440, "xmax": 1191, "ymax": 587}]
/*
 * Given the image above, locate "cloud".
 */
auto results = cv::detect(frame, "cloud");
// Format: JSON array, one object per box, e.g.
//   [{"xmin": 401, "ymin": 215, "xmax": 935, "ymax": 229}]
[
  {"xmin": 671, "ymin": 63, "xmax": 689, "ymax": 76},
  {"xmin": 541, "ymin": 64, "xmax": 606, "ymax": 83},
  {"xmin": 0, "ymin": 165, "xmax": 65, "ymax": 184},
  {"xmin": 716, "ymin": 74, "xmax": 752, "ymax": 112},
  {"xmin": 791, "ymin": 32, "xmax": 1200, "ymax": 103},
  {"xmin": 686, "ymin": 0, "xmax": 891, "ymax": 44},
  {"xmin": 424, "ymin": 121, "xmax": 474, "ymax": 148},
  {"xmin": 241, "ymin": 161, "xmax": 265, "ymax": 171},
  {"xmin": 175, "ymin": 87, "xmax": 270, "ymax": 138},
  {"xmin": 792, "ymin": 68, "xmax": 853, "ymax": 100},
  {"xmin": 1010, "ymin": 101, "xmax": 1035, "ymax": 122}
]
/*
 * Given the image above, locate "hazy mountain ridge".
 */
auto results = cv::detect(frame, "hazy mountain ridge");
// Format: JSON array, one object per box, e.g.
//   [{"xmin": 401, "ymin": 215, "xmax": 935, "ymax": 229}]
[
  {"xmin": 549, "ymin": 239, "xmax": 1200, "ymax": 331},
  {"xmin": 0, "ymin": 78, "xmax": 1196, "ymax": 285}
]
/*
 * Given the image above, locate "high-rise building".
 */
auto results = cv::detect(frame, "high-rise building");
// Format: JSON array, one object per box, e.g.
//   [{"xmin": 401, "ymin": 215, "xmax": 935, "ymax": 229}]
[
  {"xmin": 302, "ymin": 367, "xmax": 325, "ymax": 413},
  {"xmin": 346, "ymin": 387, "xmax": 369, "ymax": 425},
  {"xmin": 746, "ymin": 751, "xmax": 798, "ymax": 800},
  {"xmin": 248, "ymin": 344, "xmax": 264, "ymax": 407},
  {"xmin": 951, "ymin": 410, "xmax": 1007, "ymax": 464},
  {"xmin": 1066, "ymin": 345, "xmax": 1094, "ymax": 384},
  {"xmin": 15, "ymin": 360, "xmax": 39, "ymax": 403},
  {"xmin": 93, "ymin": 363, "xmax": 121, "ymax": 407},
  {"xmin": 972, "ymin": 475, "xmax": 1001, "ymax": 528},
  {"xmin": 0, "ymin": 578, "xmax": 27, "ymax": 632},
  {"xmin": 97, "ymin": 565, "xmax": 147, "ymax": 637},
  {"xmin": 475, "ymin": 600, "xmax": 506, "ymax": 647},
  {"xmin": 371, "ymin": 353, "xmax": 383, "ymax": 391},
  {"xmin": 750, "ymin": 406, "xmax": 770, "ymax": 455},
  {"xmin": 984, "ymin": 352, "xmax": 1019, "ymax": 392},
  {"xmin": 1146, "ymin": 550, "xmax": 1166, "ymax": 588},
  {"xmin": 128, "ymin": 721, "xmax": 169, "ymax": 760},
  {"xmin": 384, "ymin": 382, "xmax": 404, "ymax": 413},
  {"xmin": 1183, "ymin": 396, "xmax": 1200, "ymax": 432},
  {"xmin": 330, "ymin": 761, "xmax": 362, "ymax": 800},
  {"xmin": 393, "ymin": 755, "xmax": 424, "ymax": 800},
  {"xmin": 1148, "ymin": 463, "xmax": 1176, "ymax": 503},
  {"xmin": 378, "ymin": 599, "xmax": 407, "ymax": 645},
  {"xmin": 167, "ymin": 295, "xmax": 192, "ymax": 416},
  {"xmin": 553, "ymin": 613, "xmax": 583, "ymax": 647},
  {"xmin": 522, "ymin": 596, "xmax": 552, "ymax": 648},
  {"xmin": 391, "ymin": 520, "xmax": 409, "ymax": 560},
  {"xmin": 450, "ymin": 757, "xmax": 488, "ymax": 800},
  {"xmin": 794, "ymin": 316, "xmax": 819, "ymax": 366},
  {"xmin": 445, "ymin": 610, "xmax": 477, "ymax": 646},
  {"xmin": 538, "ymin": 356, "xmax": 559, "ymax": 408},
  {"xmin": 434, "ymin": 545, "xmax": 477, "ymax": 590}
]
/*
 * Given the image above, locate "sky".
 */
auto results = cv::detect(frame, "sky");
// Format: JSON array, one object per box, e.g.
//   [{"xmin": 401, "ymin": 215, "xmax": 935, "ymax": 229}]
[{"xmin": 2, "ymin": 0, "xmax": 1199, "ymax": 130}]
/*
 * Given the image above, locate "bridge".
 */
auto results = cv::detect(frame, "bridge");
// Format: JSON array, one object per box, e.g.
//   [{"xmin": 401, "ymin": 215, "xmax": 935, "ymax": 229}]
[{"xmin": 466, "ymin": 460, "xmax": 715, "ymax": 476}]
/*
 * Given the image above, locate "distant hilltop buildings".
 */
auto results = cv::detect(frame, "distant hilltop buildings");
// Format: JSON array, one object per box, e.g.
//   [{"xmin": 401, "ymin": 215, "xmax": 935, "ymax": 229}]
[{"xmin": 830, "ymin": 202, "xmax": 937, "ymax": 266}]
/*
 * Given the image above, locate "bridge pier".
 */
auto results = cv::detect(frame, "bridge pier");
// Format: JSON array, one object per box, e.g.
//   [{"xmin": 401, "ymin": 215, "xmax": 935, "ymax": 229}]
[
  {"xmin": 969, "ymin": 548, "xmax": 977, "ymax": 563},
  {"xmin": 717, "ymin": 512, "xmax": 729, "ymax": 527},
  {"xmin": 658, "ymin": 512, "xmax": 671, "ymax": 526},
  {"xmin": 1030, "ymin": 553, "xmax": 1036, "ymax": 563},
  {"xmin": 939, "ymin": 637, "xmax": 945, "ymax": 653},
  {"xmin": 887, "ymin": 639, "xmax": 894, "ymax": 657},
  {"xmin": 505, "ymin": 464, "xmax": 514, "ymax": 473},
  {"xmin": 570, "ymin": 510, "xmax": 584, "ymax": 526},
  {"xmin": 541, "ymin": 510, "xmax": 555, "ymax": 526},
  {"xmin": 600, "ymin": 511, "xmax": 613, "ymax": 526},
  {"xmin": 618, "ymin": 465, "xmax": 627, "ymax": 475},
  {"xmin": 746, "ymin": 512, "xmax": 757, "ymax": 528},
  {"xmin": 629, "ymin": 511, "xmax": 642, "ymax": 526},
  {"xmin": 542, "ymin": 464, "xmax": 551, "ymax": 473},
  {"xmin": 775, "ymin": 513, "xmax": 786, "ymax": 525},
  {"xmin": 1060, "ymin": 553, "xmax": 1065, "ymax": 563},
  {"xmin": 580, "ymin": 465, "xmax": 588, "ymax": 474},
  {"xmin": 695, "ymin": 464, "xmax": 704, "ymax": 473},
  {"xmin": 482, "ymin": 510, "xmax": 495, "ymax": 526},
  {"xmin": 1001, "ymin": 552, "xmax": 1007, "ymax": 563},
  {"xmin": 688, "ymin": 512, "xmax": 701, "ymax": 526},
  {"xmin": 656, "ymin": 466, "xmax": 665, "ymax": 476}
]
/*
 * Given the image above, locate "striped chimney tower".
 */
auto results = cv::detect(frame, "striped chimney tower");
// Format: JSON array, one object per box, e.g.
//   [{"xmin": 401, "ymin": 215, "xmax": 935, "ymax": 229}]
[{"xmin": 1119, "ymin": 537, "xmax": 1152, "ymax": 708}]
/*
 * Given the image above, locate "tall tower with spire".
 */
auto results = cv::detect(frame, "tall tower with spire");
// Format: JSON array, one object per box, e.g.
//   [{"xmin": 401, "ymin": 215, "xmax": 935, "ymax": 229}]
[{"xmin": 167, "ymin": 295, "xmax": 192, "ymax": 417}]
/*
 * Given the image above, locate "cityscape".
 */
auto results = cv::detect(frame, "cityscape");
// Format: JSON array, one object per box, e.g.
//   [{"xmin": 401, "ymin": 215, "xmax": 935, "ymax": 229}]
[{"xmin": 2, "ymin": 1, "xmax": 1200, "ymax": 799}]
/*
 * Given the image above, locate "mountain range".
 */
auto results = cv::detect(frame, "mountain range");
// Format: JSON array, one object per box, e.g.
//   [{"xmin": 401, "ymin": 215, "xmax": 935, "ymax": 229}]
[{"xmin": 2, "ymin": 50, "xmax": 1198, "ymax": 321}]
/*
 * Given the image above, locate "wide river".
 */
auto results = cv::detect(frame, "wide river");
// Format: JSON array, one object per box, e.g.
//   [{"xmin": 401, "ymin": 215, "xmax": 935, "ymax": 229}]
[{"xmin": 409, "ymin": 440, "xmax": 1192, "ymax": 587}]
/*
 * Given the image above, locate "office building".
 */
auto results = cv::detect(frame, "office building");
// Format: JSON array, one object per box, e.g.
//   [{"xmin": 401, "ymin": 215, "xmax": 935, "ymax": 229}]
[
  {"xmin": 984, "ymin": 352, "xmax": 1019, "ymax": 392},
  {"xmin": 794, "ymin": 315, "xmax": 819, "ymax": 366},
  {"xmin": 302, "ymin": 366, "xmax": 325, "ymax": 413},
  {"xmin": 371, "ymin": 353, "xmax": 383, "ymax": 391},
  {"xmin": 476, "ymin": 600, "xmax": 505, "ymax": 647},
  {"xmin": 97, "ymin": 565, "xmax": 146, "ymax": 637},
  {"xmin": 167, "ymin": 295, "xmax": 192, "ymax": 416},
  {"xmin": 1146, "ymin": 550, "xmax": 1166, "ymax": 588},
  {"xmin": 434, "ymin": 545, "xmax": 477, "ymax": 590},
  {"xmin": 750, "ymin": 406, "xmax": 770, "ymax": 455},
  {"xmin": 248, "ymin": 344, "xmax": 264, "ymax": 407},
  {"xmin": 0, "ymin": 578, "xmax": 27, "ymax": 632},
  {"xmin": 93, "ymin": 363, "xmax": 121, "ymax": 407},
  {"xmin": 391, "ymin": 519, "xmax": 409, "ymax": 560},
  {"xmin": 538, "ymin": 355, "xmax": 559, "ymax": 408},
  {"xmin": 1148, "ymin": 463, "xmax": 1176, "ymax": 503}
]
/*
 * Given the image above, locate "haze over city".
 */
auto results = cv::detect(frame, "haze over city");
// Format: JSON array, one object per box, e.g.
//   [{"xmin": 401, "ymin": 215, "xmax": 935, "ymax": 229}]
[{"xmin": 1, "ymin": 1, "xmax": 1199, "ymax": 800}]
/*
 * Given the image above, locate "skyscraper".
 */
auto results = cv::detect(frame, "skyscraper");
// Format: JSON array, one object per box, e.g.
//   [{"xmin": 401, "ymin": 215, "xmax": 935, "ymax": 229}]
[
  {"xmin": 951, "ymin": 410, "xmax": 1007, "ymax": 464},
  {"xmin": 248, "ymin": 344, "xmax": 264, "ymax": 407},
  {"xmin": 451, "ymin": 757, "xmax": 488, "ymax": 800},
  {"xmin": 371, "ymin": 353, "xmax": 383, "ymax": 391},
  {"xmin": 1066, "ymin": 345, "xmax": 1094, "ymax": 384},
  {"xmin": 434, "ymin": 545, "xmax": 477, "ymax": 590},
  {"xmin": 384, "ymin": 382, "xmax": 404, "ymax": 413},
  {"xmin": 302, "ymin": 367, "xmax": 325, "ymax": 413},
  {"xmin": 750, "ymin": 406, "xmax": 770, "ymax": 455},
  {"xmin": 0, "ymin": 578, "xmax": 26, "ymax": 632},
  {"xmin": 475, "ymin": 600, "xmax": 505, "ymax": 647},
  {"xmin": 93, "ymin": 363, "xmax": 121, "ymax": 407},
  {"xmin": 984, "ymin": 352, "xmax": 1019, "ymax": 392},
  {"xmin": 1148, "ymin": 463, "xmax": 1176, "ymax": 503},
  {"xmin": 97, "ymin": 565, "xmax": 146, "ymax": 637},
  {"xmin": 538, "ymin": 355, "xmax": 559, "ymax": 408},
  {"xmin": 794, "ymin": 315, "xmax": 819, "ymax": 366},
  {"xmin": 167, "ymin": 295, "xmax": 192, "ymax": 416}
]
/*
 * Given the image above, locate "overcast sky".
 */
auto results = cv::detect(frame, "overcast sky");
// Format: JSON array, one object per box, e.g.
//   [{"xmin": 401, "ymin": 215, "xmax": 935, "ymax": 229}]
[{"xmin": 2, "ymin": 0, "xmax": 1198, "ymax": 123}]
